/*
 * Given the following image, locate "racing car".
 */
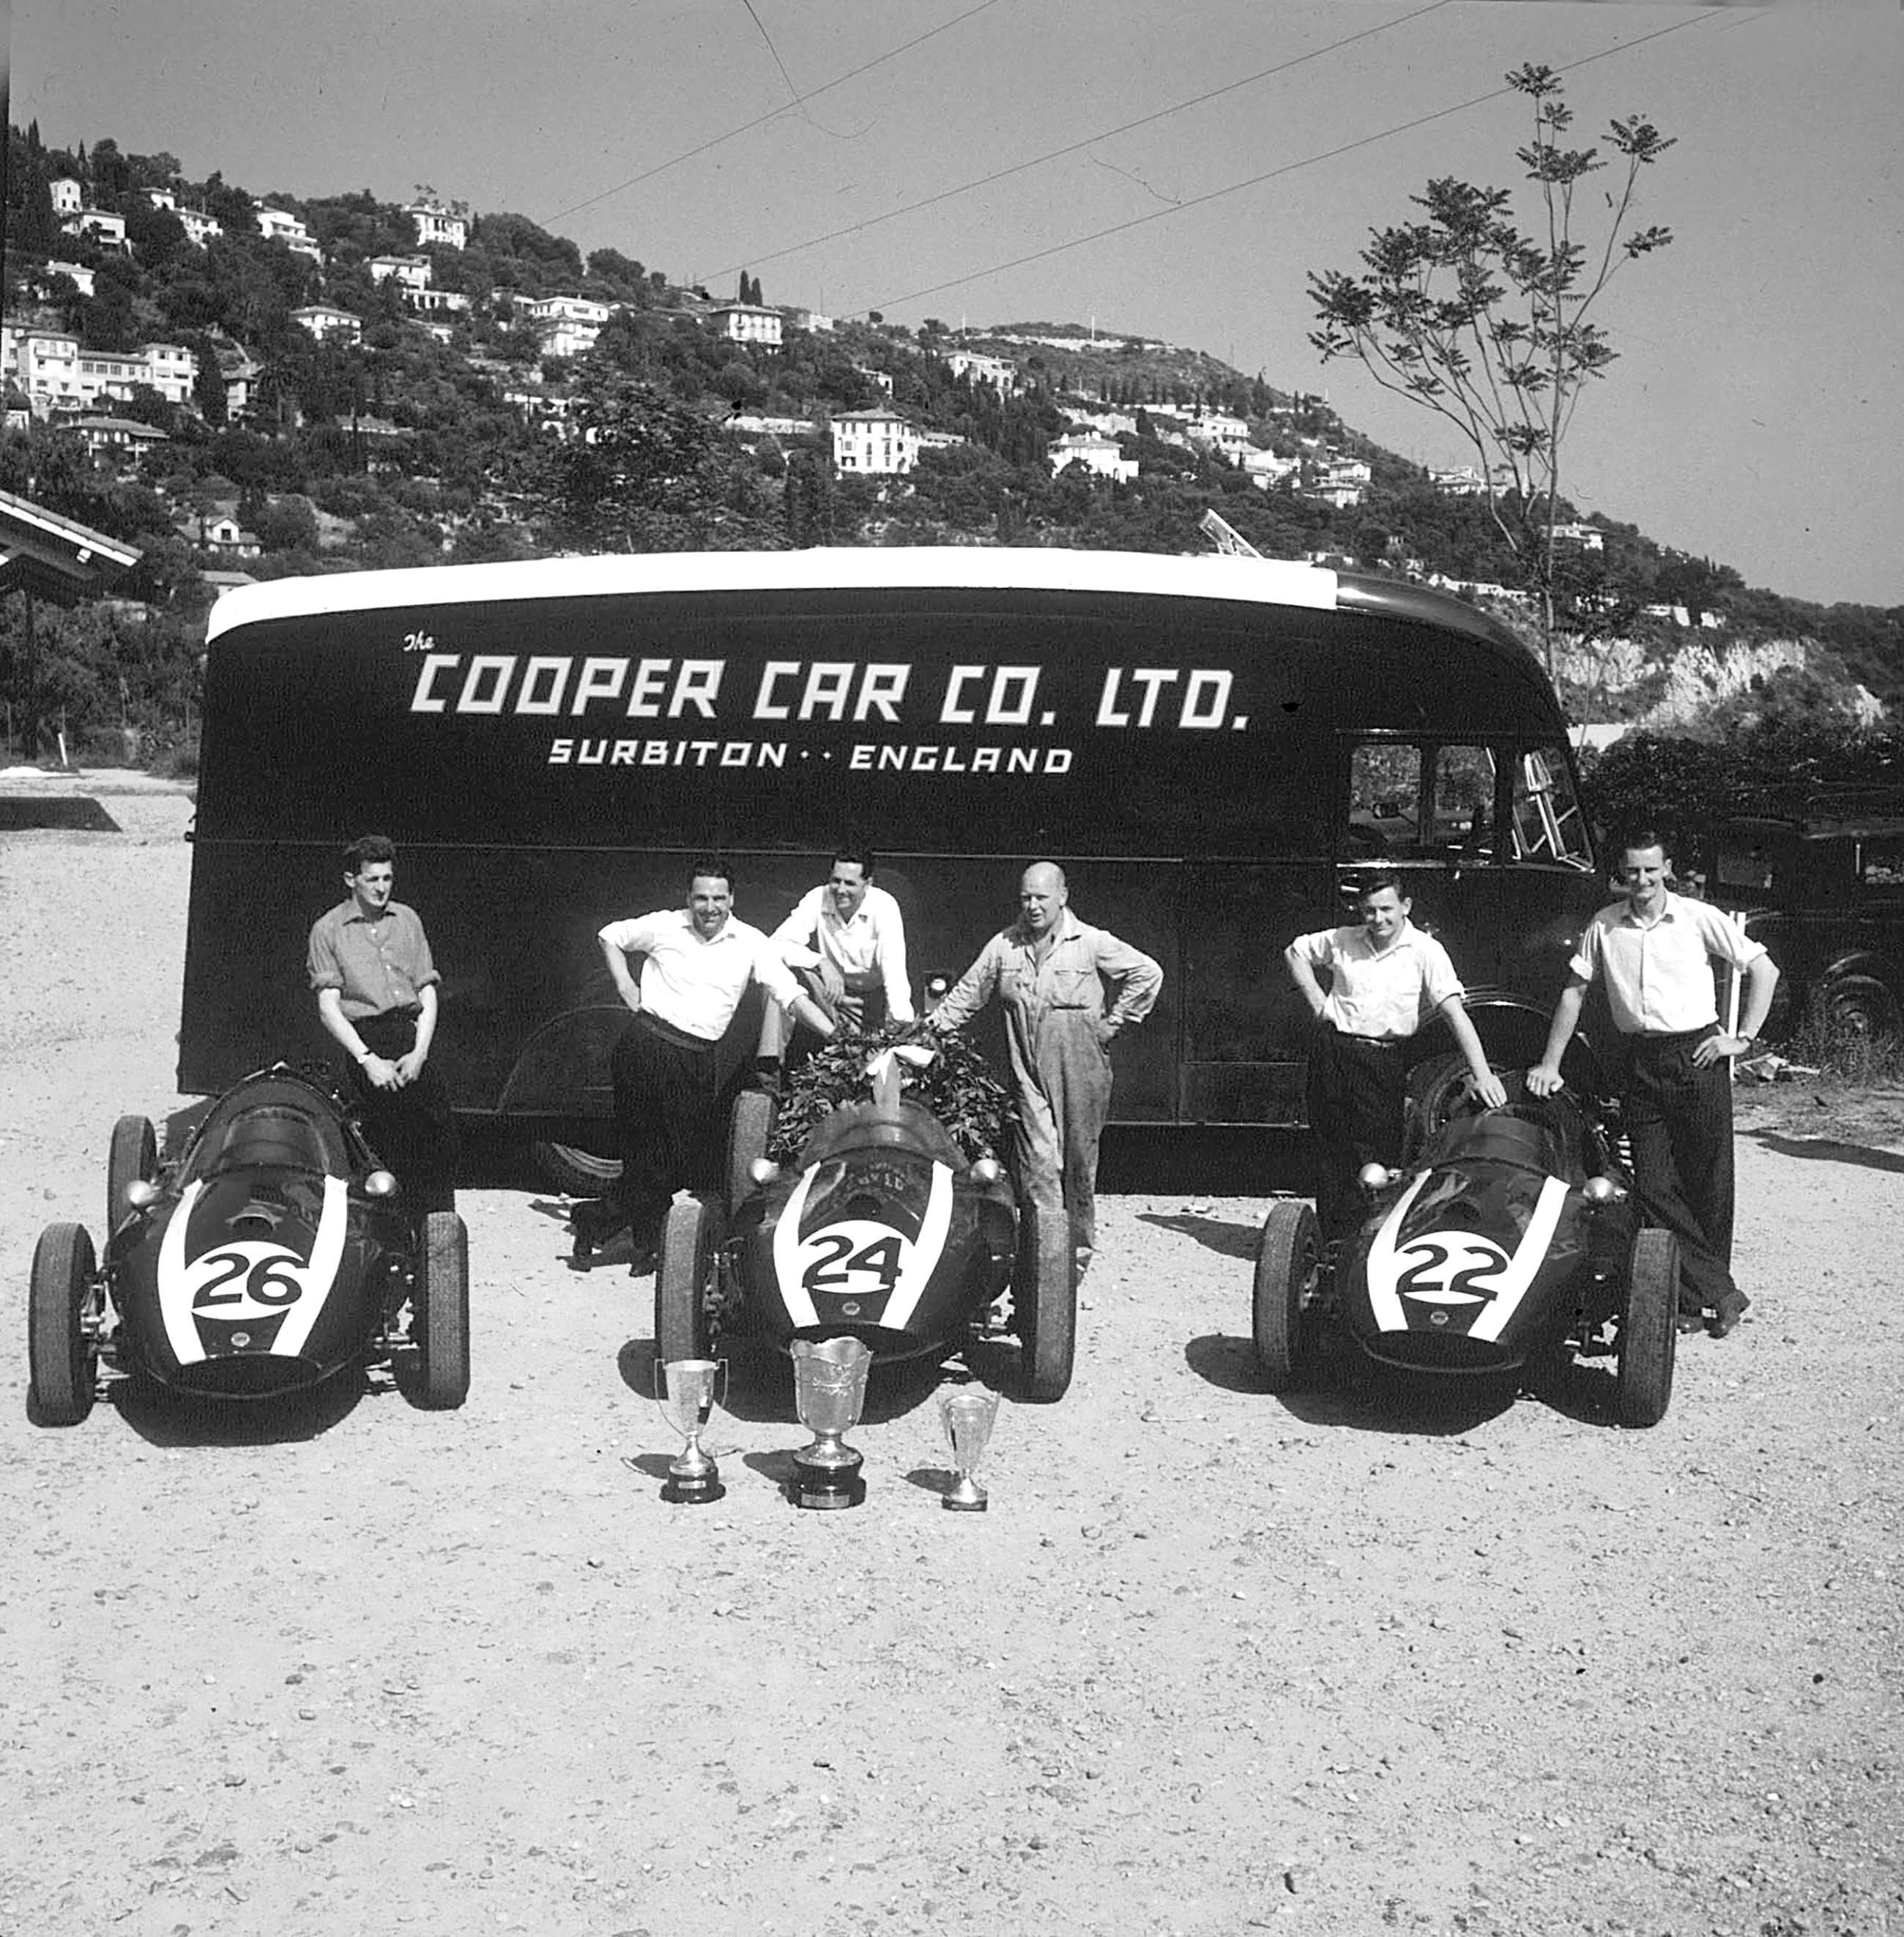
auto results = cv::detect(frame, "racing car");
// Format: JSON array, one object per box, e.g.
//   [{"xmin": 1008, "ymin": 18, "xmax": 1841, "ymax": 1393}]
[
  {"xmin": 654, "ymin": 1041, "xmax": 1078, "ymax": 1402},
  {"xmin": 26, "ymin": 1063, "xmax": 470, "ymax": 1424},
  {"xmin": 1252, "ymin": 1078, "xmax": 1678, "ymax": 1427}
]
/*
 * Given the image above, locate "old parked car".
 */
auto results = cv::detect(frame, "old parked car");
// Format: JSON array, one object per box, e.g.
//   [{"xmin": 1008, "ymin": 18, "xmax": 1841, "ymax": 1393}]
[
  {"xmin": 26, "ymin": 1064, "xmax": 469, "ymax": 1424},
  {"xmin": 1710, "ymin": 792, "xmax": 1904, "ymax": 1044},
  {"xmin": 1252, "ymin": 1079, "xmax": 1678, "ymax": 1427},
  {"xmin": 655, "ymin": 1042, "xmax": 1078, "ymax": 1402}
]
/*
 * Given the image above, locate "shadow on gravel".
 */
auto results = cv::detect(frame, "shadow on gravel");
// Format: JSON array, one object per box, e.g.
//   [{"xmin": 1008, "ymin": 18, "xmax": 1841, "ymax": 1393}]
[
  {"xmin": 1183, "ymin": 1331, "xmax": 1516, "ymax": 1435},
  {"xmin": 1137, "ymin": 1211, "xmax": 1259, "ymax": 1260},
  {"xmin": 1747, "ymin": 1129, "xmax": 1904, "ymax": 1175},
  {"xmin": 111, "ymin": 1367, "xmax": 369, "ymax": 1446}
]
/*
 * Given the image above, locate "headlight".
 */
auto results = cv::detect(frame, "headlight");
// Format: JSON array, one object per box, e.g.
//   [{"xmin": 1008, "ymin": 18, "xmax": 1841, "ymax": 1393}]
[
  {"xmin": 125, "ymin": 1179, "xmax": 161, "ymax": 1209},
  {"xmin": 1357, "ymin": 1161, "xmax": 1399, "ymax": 1190},
  {"xmin": 364, "ymin": 1169, "xmax": 400, "ymax": 1197},
  {"xmin": 748, "ymin": 1157, "xmax": 781, "ymax": 1186},
  {"xmin": 1582, "ymin": 1175, "xmax": 1624, "ymax": 1205},
  {"xmin": 969, "ymin": 1156, "xmax": 1003, "ymax": 1186}
]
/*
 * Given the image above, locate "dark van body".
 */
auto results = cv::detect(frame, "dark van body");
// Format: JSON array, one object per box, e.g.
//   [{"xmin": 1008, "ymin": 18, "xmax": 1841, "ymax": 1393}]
[{"xmin": 182, "ymin": 550, "xmax": 1598, "ymax": 1161}]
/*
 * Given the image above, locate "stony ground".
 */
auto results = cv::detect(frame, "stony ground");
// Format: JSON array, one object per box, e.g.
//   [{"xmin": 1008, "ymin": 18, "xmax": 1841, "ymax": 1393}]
[{"xmin": 1, "ymin": 784, "xmax": 1900, "ymax": 1937}]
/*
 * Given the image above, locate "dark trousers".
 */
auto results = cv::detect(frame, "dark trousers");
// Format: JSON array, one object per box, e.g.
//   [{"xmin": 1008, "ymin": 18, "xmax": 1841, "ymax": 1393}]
[
  {"xmin": 1623, "ymin": 1030, "xmax": 1739, "ymax": 1316},
  {"xmin": 1306, "ymin": 1025, "xmax": 1407, "ymax": 1246},
  {"xmin": 343, "ymin": 1008, "xmax": 459, "ymax": 1214},
  {"xmin": 606, "ymin": 1014, "xmax": 725, "ymax": 1238}
]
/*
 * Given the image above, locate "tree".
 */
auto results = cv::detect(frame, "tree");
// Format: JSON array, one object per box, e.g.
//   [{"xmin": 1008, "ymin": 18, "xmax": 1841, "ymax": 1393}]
[{"xmin": 1308, "ymin": 64, "xmax": 1676, "ymax": 670}]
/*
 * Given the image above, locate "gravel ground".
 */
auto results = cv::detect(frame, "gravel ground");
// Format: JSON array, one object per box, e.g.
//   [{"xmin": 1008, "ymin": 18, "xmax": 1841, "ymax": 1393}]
[{"xmin": 2, "ymin": 788, "xmax": 1900, "ymax": 1937}]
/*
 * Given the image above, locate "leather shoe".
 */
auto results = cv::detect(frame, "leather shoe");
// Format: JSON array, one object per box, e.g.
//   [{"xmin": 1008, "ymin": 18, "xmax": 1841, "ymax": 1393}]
[
  {"xmin": 1676, "ymin": 1313, "xmax": 1705, "ymax": 1335},
  {"xmin": 1708, "ymin": 1291, "xmax": 1751, "ymax": 1339}
]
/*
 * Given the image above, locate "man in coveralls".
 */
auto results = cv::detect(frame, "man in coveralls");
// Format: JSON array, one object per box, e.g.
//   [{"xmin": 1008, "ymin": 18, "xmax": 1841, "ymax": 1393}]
[
  {"xmin": 1527, "ymin": 830, "xmax": 1777, "ymax": 1337},
  {"xmin": 927, "ymin": 861, "xmax": 1163, "ymax": 1271},
  {"xmin": 308, "ymin": 833, "xmax": 459, "ymax": 1213}
]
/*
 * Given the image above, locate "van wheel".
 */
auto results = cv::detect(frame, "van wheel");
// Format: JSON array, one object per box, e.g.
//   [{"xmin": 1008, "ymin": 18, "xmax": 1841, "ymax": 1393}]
[
  {"xmin": 1404, "ymin": 1051, "xmax": 1507, "ymax": 1161},
  {"xmin": 1812, "ymin": 974, "xmax": 1900, "ymax": 1043},
  {"xmin": 533, "ymin": 1139, "xmax": 622, "ymax": 1197},
  {"xmin": 108, "ymin": 1114, "xmax": 157, "ymax": 1234},
  {"xmin": 1253, "ymin": 1200, "xmax": 1319, "ymax": 1389},
  {"xmin": 726, "ymin": 1090, "xmax": 776, "ymax": 1213},
  {"xmin": 1014, "ymin": 1203, "xmax": 1076, "ymax": 1403},
  {"xmin": 412, "ymin": 1211, "xmax": 470, "ymax": 1410},
  {"xmin": 29, "ymin": 1222, "xmax": 98, "ymax": 1427},
  {"xmin": 656, "ymin": 1195, "xmax": 721, "ymax": 1365},
  {"xmin": 1615, "ymin": 1228, "xmax": 1678, "ymax": 1428}
]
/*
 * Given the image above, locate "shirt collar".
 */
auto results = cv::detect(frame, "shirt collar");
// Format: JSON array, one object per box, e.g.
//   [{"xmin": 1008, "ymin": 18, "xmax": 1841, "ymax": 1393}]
[
  {"xmin": 1614, "ymin": 893, "xmax": 1681, "ymax": 927},
  {"xmin": 1014, "ymin": 907, "xmax": 1079, "ymax": 948}
]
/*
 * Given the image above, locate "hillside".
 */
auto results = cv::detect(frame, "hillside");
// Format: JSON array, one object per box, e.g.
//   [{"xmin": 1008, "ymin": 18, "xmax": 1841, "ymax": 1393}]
[{"xmin": 2, "ymin": 128, "xmax": 1899, "ymax": 762}]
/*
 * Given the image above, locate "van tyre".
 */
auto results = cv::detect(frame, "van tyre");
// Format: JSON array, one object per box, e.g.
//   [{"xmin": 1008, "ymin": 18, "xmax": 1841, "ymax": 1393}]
[
  {"xmin": 413, "ymin": 1211, "xmax": 471, "ymax": 1410},
  {"xmin": 108, "ymin": 1114, "xmax": 157, "ymax": 1235},
  {"xmin": 1615, "ymin": 1227, "xmax": 1678, "ymax": 1428},
  {"xmin": 1015, "ymin": 1203, "xmax": 1076, "ymax": 1403},
  {"xmin": 1254, "ymin": 1200, "xmax": 1319, "ymax": 1389},
  {"xmin": 657, "ymin": 1194, "xmax": 721, "ymax": 1365},
  {"xmin": 726, "ymin": 1089, "xmax": 776, "ymax": 1213},
  {"xmin": 29, "ymin": 1222, "xmax": 98, "ymax": 1427},
  {"xmin": 1812, "ymin": 973, "xmax": 1900, "ymax": 1043},
  {"xmin": 534, "ymin": 1139, "xmax": 623, "ymax": 1199},
  {"xmin": 1404, "ymin": 1051, "xmax": 1508, "ymax": 1161}
]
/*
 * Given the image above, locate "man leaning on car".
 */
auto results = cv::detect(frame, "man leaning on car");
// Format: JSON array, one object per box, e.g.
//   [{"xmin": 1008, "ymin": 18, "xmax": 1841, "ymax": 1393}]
[{"xmin": 307, "ymin": 833, "xmax": 459, "ymax": 1213}]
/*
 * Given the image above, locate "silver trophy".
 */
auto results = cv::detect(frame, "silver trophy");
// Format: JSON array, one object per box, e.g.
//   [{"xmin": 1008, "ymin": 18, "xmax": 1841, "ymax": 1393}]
[
  {"xmin": 653, "ymin": 1357, "xmax": 726, "ymax": 1505},
  {"xmin": 939, "ymin": 1386, "xmax": 1000, "ymax": 1512},
  {"xmin": 789, "ymin": 1336, "xmax": 874, "ymax": 1509}
]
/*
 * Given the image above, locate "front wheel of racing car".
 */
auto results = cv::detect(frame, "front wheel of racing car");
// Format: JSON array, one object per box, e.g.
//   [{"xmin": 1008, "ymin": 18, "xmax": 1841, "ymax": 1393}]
[
  {"xmin": 411, "ymin": 1211, "xmax": 471, "ymax": 1410},
  {"xmin": 725, "ymin": 1088, "xmax": 776, "ymax": 1215},
  {"xmin": 1253, "ymin": 1199, "xmax": 1321, "ymax": 1389},
  {"xmin": 1615, "ymin": 1227, "xmax": 1679, "ymax": 1428},
  {"xmin": 1014, "ymin": 1202, "xmax": 1076, "ymax": 1403},
  {"xmin": 107, "ymin": 1113, "xmax": 158, "ymax": 1235},
  {"xmin": 29, "ymin": 1222, "xmax": 99, "ymax": 1427},
  {"xmin": 656, "ymin": 1194, "xmax": 724, "ymax": 1365},
  {"xmin": 1403, "ymin": 1049, "xmax": 1512, "ymax": 1163}
]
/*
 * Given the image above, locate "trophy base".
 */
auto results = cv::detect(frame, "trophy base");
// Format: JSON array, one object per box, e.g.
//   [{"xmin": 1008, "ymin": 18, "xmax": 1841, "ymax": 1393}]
[
  {"xmin": 661, "ymin": 1468, "xmax": 725, "ymax": 1506},
  {"xmin": 942, "ymin": 1482, "xmax": 989, "ymax": 1512},
  {"xmin": 791, "ymin": 1453, "xmax": 865, "ymax": 1511}
]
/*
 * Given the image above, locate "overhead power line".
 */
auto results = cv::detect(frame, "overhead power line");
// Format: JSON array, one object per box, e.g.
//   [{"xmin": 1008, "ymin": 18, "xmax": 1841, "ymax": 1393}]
[
  {"xmin": 543, "ymin": 0, "xmax": 1006, "ymax": 229},
  {"xmin": 701, "ymin": 0, "xmax": 1456, "ymax": 287},
  {"xmin": 863, "ymin": 10, "xmax": 1724, "ymax": 319}
]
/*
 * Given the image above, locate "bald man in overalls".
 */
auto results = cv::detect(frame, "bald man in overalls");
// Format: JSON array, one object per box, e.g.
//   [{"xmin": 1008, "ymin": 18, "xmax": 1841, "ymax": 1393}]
[{"xmin": 929, "ymin": 862, "xmax": 1163, "ymax": 1272}]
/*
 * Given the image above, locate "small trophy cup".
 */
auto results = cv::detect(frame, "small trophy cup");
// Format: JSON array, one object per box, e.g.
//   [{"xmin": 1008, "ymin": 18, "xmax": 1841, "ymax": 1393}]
[
  {"xmin": 653, "ymin": 1357, "xmax": 726, "ymax": 1505},
  {"xmin": 939, "ymin": 1386, "xmax": 1000, "ymax": 1512},
  {"xmin": 789, "ymin": 1336, "xmax": 873, "ymax": 1510}
]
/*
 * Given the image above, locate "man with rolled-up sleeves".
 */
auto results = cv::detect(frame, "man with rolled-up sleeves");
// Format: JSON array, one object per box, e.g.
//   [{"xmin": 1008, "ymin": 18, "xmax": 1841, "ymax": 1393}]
[{"xmin": 927, "ymin": 860, "xmax": 1162, "ymax": 1273}]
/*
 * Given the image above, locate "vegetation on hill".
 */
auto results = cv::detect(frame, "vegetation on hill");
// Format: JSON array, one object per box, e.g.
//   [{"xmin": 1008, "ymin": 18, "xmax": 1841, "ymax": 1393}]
[{"xmin": 1, "ymin": 120, "xmax": 1898, "ymax": 788}]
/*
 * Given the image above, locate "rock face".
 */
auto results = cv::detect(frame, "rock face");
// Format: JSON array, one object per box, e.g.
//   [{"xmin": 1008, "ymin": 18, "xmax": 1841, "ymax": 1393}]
[{"xmin": 1555, "ymin": 633, "xmax": 1883, "ymax": 729}]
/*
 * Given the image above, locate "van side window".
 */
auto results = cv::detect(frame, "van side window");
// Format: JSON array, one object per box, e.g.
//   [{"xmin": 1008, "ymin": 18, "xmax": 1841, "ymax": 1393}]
[
  {"xmin": 1509, "ymin": 748, "xmax": 1594, "ymax": 867},
  {"xmin": 1347, "ymin": 740, "xmax": 1591, "ymax": 868},
  {"xmin": 1347, "ymin": 743, "xmax": 1421, "ymax": 855},
  {"xmin": 1430, "ymin": 745, "xmax": 1495, "ymax": 854},
  {"xmin": 1860, "ymin": 838, "xmax": 1904, "ymax": 890}
]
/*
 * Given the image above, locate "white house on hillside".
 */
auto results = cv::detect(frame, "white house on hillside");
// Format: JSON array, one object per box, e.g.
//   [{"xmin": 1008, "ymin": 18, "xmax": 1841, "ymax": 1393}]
[
  {"xmin": 831, "ymin": 408, "xmax": 921, "ymax": 475},
  {"xmin": 256, "ymin": 206, "xmax": 322, "ymax": 261},
  {"xmin": 1049, "ymin": 432, "xmax": 1137, "ymax": 484},
  {"xmin": 405, "ymin": 199, "xmax": 469, "ymax": 250},
  {"xmin": 709, "ymin": 303, "xmax": 784, "ymax": 348},
  {"xmin": 0, "ymin": 327, "xmax": 195, "ymax": 412},
  {"xmin": 1183, "ymin": 411, "xmax": 1251, "ymax": 461},
  {"xmin": 62, "ymin": 208, "xmax": 127, "ymax": 249},
  {"xmin": 369, "ymin": 255, "xmax": 432, "ymax": 291},
  {"xmin": 291, "ymin": 304, "xmax": 361, "ymax": 343},
  {"xmin": 49, "ymin": 177, "xmax": 83, "ymax": 216},
  {"xmin": 947, "ymin": 349, "xmax": 1018, "ymax": 393}
]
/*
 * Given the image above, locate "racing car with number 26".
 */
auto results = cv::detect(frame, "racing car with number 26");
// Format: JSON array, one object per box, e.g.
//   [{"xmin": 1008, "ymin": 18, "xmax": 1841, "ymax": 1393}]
[{"xmin": 26, "ymin": 1064, "xmax": 469, "ymax": 1425}]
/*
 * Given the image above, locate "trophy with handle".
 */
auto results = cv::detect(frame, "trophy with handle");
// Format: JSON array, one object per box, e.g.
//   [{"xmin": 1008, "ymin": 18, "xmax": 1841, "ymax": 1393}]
[
  {"xmin": 939, "ymin": 1385, "xmax": 1000, "ymax": 1512},
  {"xmin": 653, "ymin": 1356, "xmax": 726, "ymax": 1505},
  {"xmin": 789, "ymin": 1336, "xmax": 873, "ymax": 1509}
]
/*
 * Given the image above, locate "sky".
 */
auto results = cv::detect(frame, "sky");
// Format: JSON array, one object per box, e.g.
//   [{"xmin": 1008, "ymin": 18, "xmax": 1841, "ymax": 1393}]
[{"xmin": 9, "ymin": 0, "xmax": 1902, "ymax": 608}]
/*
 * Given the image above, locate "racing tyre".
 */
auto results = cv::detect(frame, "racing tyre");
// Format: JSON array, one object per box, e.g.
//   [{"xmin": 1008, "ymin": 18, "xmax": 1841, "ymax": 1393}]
[
  {"xmin": 1015, "ymin": 1202, "xmax": 1076, "ymax": 1403},
  {"xmin": 29, "ymin": 1222, "xmax": 97, "ymax": 1427},
  {"xmin": 533, "ymin": 1139, "xmax": 622, "ymax": 1198},
  {"xmin": 107, "ymin": 1114, "xmax": 157, "ymax": 1234},
  {"xmin": 656, "ymin": 1194, "xmax": 721, "ymax": 1364},
  {"xmin": 412, "ymin": 1211, "xmax": 471, "ymax": 1410},
  {"xmin": 1615, "ymin": 1227, "xmax": 1678, "ymax": 1428},
  {"xmin": 1252, "ymin": 1199, "xmax": 1319, "ymax": 1389},
  {"xmin": 726, "ymin": 1088, "xmax": 776, "ymax": 1213}
]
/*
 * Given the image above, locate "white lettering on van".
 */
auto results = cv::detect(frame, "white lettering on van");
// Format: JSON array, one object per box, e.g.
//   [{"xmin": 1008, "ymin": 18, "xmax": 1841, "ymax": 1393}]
[
  {"xmin": 516, "ymin": 656, "xmax": 571, "ymax": 715},
  {"xmin": 670, "ymin": 661, "xmax": 722, "ymax": 718},
  {"xmin": 1181, "ymin": 669, "xmax": 1232, "ymax": 729},
  {"xmin": 572, "ymin": 658, "xmax": 627, "ymax": 713},
  {"xmin": 410, "ymin": 653, "xmax": 460, "ymax": 713},
  {"xmin": 855, "ymin": 665, "xmax": 909, "ymax": 721},
  {"xmin": 754, "ymin": 661, "xmax": 799, "ymax": 720},
  {"xmin": 458, "ymin": 655, "xmax": 516, "ymax": 714},
  {"xmin": 626, "ymin": 658, "xmax": 671, "ymax": 718},
  {"xmin": 799, "ymin": 663, "xmax": 855, "ymax": 722},
  {"xmin": 940, "ymin": 665, "xmax": 985, "ymax": 725}
]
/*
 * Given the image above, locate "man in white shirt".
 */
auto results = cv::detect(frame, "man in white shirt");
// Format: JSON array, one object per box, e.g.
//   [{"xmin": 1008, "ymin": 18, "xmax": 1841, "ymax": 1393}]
[
  {"xmin": 770, "ymin": 847, "xmax": 915, "ymax": 1036},
  {"xmin": 1286, "ymin": 871, "xmax": 1506, "ymax": 1248},
  {"xmin": 1528, "ymin": 831, "xmax": 1778, "ymax": 1337},
  {"xmin": 577, "ymin": 858, "xmax": 837, "ymax": 1271}
]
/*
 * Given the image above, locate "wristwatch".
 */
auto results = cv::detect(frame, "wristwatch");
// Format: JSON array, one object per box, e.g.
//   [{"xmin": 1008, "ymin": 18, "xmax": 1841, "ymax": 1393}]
[{"xmin": 1735, "ymin": 1034, "xmax": 1758, "ymax": 1052}]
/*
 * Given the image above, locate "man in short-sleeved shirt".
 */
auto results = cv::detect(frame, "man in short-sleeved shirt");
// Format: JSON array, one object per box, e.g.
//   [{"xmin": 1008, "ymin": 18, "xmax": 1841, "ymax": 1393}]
[
  {"xmin": 579, "ymin": 858, "xmax": 836, "ymax": 1269},
  {"xmin": 770, "ymin": 849, "xmax": 914, "ymax": 1031},
  {"xmin": 928, "ymin": 860, "xmax": 1161, "ymax": 1266},
  {"xmin": 1286, "ymin": 872, "xmax": 1506, "ymax": 1246},
  {"xmin": 1529, "ymin": 834, "xmax": 1777, "ymax": 1336},
  {"xmin": 308, "ymin": 833, "xmax": 458, "ymax": 1213}
]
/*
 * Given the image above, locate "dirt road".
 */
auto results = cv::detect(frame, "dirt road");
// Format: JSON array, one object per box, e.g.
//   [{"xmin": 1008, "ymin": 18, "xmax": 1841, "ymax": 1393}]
[{"xmin": 3, "ymin": 789, "xmax": 1899, "ymax": 1937}]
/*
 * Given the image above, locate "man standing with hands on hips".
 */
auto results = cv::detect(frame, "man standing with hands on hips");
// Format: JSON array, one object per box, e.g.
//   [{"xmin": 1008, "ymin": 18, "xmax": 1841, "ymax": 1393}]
[
  {"xmin": 1286, "ymin": 870, "xmax": 1506, "ymax": 1252},
  {"xmin": 308, "ymin": 833, "xmax": 459, "ymax": 1213},
  {"xmin": 1528, "ymin": 830, "xmax": 1777, "ymax": 1338}
]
